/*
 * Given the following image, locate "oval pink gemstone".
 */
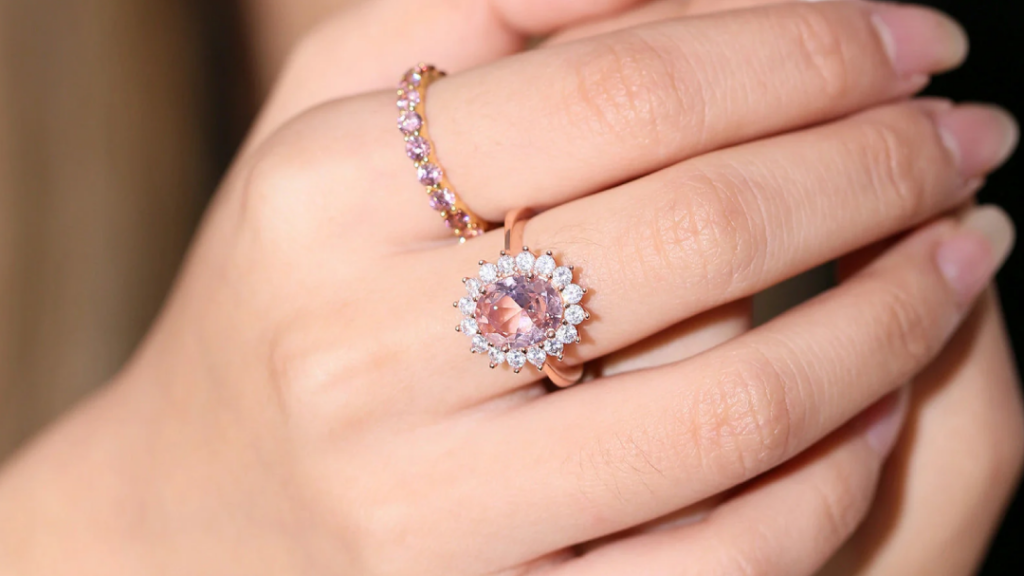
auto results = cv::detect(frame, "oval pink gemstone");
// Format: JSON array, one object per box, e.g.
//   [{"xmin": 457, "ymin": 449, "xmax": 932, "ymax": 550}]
[{"xmin": 475, "ymin": 276, "xmax": 564, "ymax": 349}]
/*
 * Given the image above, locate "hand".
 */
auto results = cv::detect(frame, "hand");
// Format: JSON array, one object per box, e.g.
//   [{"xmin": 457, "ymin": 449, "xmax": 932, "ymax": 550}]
[{"xmin": 0, "ymin": 2, "xmax": 1017, "ymax": 575}]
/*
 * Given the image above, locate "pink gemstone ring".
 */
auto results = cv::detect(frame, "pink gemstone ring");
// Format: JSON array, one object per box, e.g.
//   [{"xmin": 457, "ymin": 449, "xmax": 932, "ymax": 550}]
[
  {"xmin": 455, "ymin": 208, "xmax": 588, "ymax": 387},
  {"xmin": 398, "ymin": 64, "xmax": 492, "ymax": 241}
]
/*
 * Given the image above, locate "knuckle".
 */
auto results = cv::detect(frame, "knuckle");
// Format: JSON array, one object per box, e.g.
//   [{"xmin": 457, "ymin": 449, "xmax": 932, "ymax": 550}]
[
  {"xmin": 562, "ymin": 30, "xmax": 696, "ymax": 148},
  {"xmin": 811, "ymin": 456, "xmax": 875, "ymax": 544},
  {"xmin": 787, "ymin": 7, "xmax": 852, "ymax": 99},
  {"xmin": 692, "ymin": 350, "xmax": 796, "ymax": 483},
  {"xmin": 871, "ymin": 282, "xmax": 935, "ymax": 370},
  {"xmin": 572, "ymin": 420, "xmax": 678, "ymax": 506},
  {"xmin": 645, "ymin": 166, "xmax": 768, "ymax": 296},
  {"xmin": 855, "ymin": 113, "xmax": 932, "ymax": 218}
]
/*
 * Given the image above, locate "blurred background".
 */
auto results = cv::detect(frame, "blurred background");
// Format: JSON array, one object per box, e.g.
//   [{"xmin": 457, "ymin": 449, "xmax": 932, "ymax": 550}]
[{"xmin": 0, "ymin": 0, "xmax": 1020, "ymax": 571}]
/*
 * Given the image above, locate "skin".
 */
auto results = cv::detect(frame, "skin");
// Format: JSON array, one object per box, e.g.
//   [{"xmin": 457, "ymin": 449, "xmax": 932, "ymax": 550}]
[{"xmin": 0, "ymin": 0, "xmax": 1021, "ymax": 574}]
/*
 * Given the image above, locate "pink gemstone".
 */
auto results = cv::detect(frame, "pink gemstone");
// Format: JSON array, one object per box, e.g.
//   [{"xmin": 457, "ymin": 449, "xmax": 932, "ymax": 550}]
[
  {"xmin": 405, "ymin": 136, "xmax": 431, "ymax": 161},
  {"xmin": 428, "ymin": 188, "xmax": 455, "ymax": 211},
  {"xmin": 462, "ymin": 227, "xmax": 483, "ymax": 239},
  {"xmin": 417, "ymin": 163, "xmax": 443, "ymax": 186},
  {"xmin": 400, "ymin": 69, "xmax": 423, "ymax": 88},
  {"xmin": 474, "ymin": 276, "xmax": 565, "ymax": 349},
  {"xmin": 397, "ymin": 88, "xmax": 421, "ymax": 110},
  {"xmin": 445, "ymin": 210, "xmax": 470, "ymax": 230},
  {"xmin": 398, "ymin": 111, "xmax": 422, "ymax": 135}
]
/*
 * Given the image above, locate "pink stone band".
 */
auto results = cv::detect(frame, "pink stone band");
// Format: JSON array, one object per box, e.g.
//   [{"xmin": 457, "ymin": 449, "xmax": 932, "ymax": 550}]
[
  {"xmin": 398, "ymin": 64, "xmax": 491, "ymax": 241},
  {"xmin": 455, "ymin": 208, "xmax": 588, "ymax": 388}
]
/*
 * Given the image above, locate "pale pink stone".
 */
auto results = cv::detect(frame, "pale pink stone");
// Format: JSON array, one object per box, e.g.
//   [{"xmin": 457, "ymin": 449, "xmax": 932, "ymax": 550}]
[
  {"xmin": 398, "ymin": 111, "xmax": 422, "ymax": 135},
  {"xmin": 417, "ymin": 163, "xmax": 443, "ymax": 186},
  {"xmin": 445, "ymin": 210, "xmax": 470, "ymax": 230},
  {"xmin": 405, "ymin": 136, "xmax": 431, "ymax": 161},
  {"xmin": 428, "ymin": 188, "xmax": 455, "ymax": 211},
  {"xmin": 474, "ymin": 276, "xmax": 565, "ymax": 349},
  {"xmin": 397, "ymin": 88, "xmax": 421, "ymax": 110}
]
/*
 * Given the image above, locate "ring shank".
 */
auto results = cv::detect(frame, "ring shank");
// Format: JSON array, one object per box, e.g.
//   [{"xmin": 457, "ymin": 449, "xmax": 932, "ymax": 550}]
[{"xmin": 504, "ymin": 208, "xmax": 584, "ymax": 388}]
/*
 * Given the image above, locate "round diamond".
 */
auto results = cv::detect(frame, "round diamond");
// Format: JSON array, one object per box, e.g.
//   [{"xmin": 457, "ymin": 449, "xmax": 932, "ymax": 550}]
[
  {"xmin": 405, "ymin": 136, "xmax": 431, "ymax": 161},
  {"xmin": 497, "ymin": 255, "xmax": 515, "ymax": 276},
  {"xmin": 402, "ymin": 69, "xmax": 423, "ymax": 87},
  {"xmin": 417, "ymin": 163, "xmax": 443, "ymax": 186},
  {"xmin": 458, "ymin": 296, "xmax": 475, "ymax": 316},
  {"xmin": 556, "ymin": 324, "xmax": 578, "ymax": 344},
  {"xmin": 398, "ymin": 111, "xmax": 422, "ymax": 134},
  {"xmin": 534, "ymin": 255, "xmax": 556, "ymax": 276},
  {"xmin": 446, "ymin": 210, "xmax": 470, "ymax": 230},
  {"xmin": 552, "ymin": 266, "xmax": 573, "ymax": 288},
  {"xmin": 489, "ymin": 347, "xmax": 506, "ymax": 366},
  {"xmin": 527, "ymin": 347, "xmax": 547, "ymax": 368},
  {"xmin": 479, "ymin": 263, "xmax": 498, "ymax": 283},
  {"xmin": 428, "ymin": 188, "xmax": 455, "ymax": 211},
  {"xmin": 562, "ymin": 284, "xmax": 584, "ymax": 305},
  {"xmin": 544, "ymin": 340, "xmax": 564, "ymax": 357},
  {"xmin": 471, "ymin": 335, "xmax": 489, "ymax": 353},
  {"xmin": 507, "ymin": 350, "xmax": 527, "ymax": 370},
  {"xmin": 565, "ymin": 305, "xmax": 586, "ymax": 325},
  {"xmin": 397, "ymin": 88, "xmax": 421, "ymax": 110},
  {"xmin": 474, "ymin": 275, "xmax": 565, "ymax": 349},
  {"xmin": 461, "ymin": 318, "xmax": 479, "ymax": 335},
  {"xmin": 465, "ymin": 278, "xmax": 483, "ymax": 295},
  {"xmin": 515, "ymin": 251, "xmax": 536, "ymax": 274}
]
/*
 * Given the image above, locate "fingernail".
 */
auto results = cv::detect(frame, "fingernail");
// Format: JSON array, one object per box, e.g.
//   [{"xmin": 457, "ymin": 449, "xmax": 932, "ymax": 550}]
[
  {"xmin": 932, "ymin": 105, "xmax": 1019, "ymax": 179},
  {"xmin": 936, "ymin": 206, "xmax": 1016, "ymax": 304},
  {"xmin": 871, "ymin": 4, "xmax": 968, "ymax": 78},
  {"xmin": 865, "ymin": 386, "xmax": 910, "ymax": 455}
]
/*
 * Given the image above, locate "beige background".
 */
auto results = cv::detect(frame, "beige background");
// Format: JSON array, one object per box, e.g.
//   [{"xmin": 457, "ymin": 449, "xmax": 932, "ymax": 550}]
[{"xmin": 0, "ymin": 0, "xmax": 216, "ymax": 459}]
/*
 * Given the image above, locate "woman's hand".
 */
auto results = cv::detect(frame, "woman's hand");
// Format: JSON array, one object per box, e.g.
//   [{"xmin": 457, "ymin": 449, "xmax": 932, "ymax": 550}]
[{"xmin": 0, "ymin": 1, "xmax": 1018, "ymax": 575}]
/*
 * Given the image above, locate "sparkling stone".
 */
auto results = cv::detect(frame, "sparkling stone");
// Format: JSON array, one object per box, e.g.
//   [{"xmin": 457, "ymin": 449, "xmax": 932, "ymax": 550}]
[
  {"xmin": 461, "ymin": 227, "xmax": 483, "ymax": 239},
  {"xmin": 465, "ymin": 278, "xmax": 483, "ymax": 295},
  {"xmin": 544, "ymin": 340, "xmax": 564, "ymax": 357},
  {"xmin": 471, "ymin": 335, "xmax": 489, "ymax": 353},
  {"xmin": 556, "ymin": 324, "xmax": 578, "ymax": 344},
  {"xmin": 405, "ymin": 136, "xmax": 431, "ymax": 161},
  {"xmin": 489, "ymin": 347, "xmax": 506, "ymax": 366},
  {"xmin": 428, "ymin": 188, "xmax": 455, "ymax": 211},
  {"xmin": 527, "ymin": 347, "xmax": 547, "ymax": 368},
  {"xmin": 515, "ymin": 251, "xmax": 536, "ymax": 274},
  {"xmin": 402, "ymin": 69, "xmax": 423, "ymax": 87},
  {"xmin": 507, "ymin": 350, "xmax": 527, "ymax": 370},
  {"xmin": 461, "ymin": 318, "xmax": 478, "ymax": 335},
  {"xmin": 474, "ymin": 275, "xmax": 565, "ymax": 349},
  {"xmin": 398, "ymin": 111, "xmax": 422, "ymax": 134},
  {"xmin": 458, "ymin": 296, "xmax": 475, "ymax": 316},
  {"xmin": 565, "ymin": 305, "xmax": 586, "ymax": 325},
  {"xmin": 562, "ymin": 284, "xmax": 584, "ymax": 305},
  {"xmin": 534, "ymin": 255, "xmax": 556, "ymax": 276},
  {"xmin": 417, "ymin": 163, "xmax": 443, "ymax": 186},
  {"xmin": 497, "ymin": 255, "xmax": 515, "ymax": 276},
  {"xmin": 479, "ymin": 263, "xmax": 498, "ymax": 283},
  {"xmin": 552, "ymin": 266, "xmax": 573, "ymax": 288},
  {"xmin": 397, "ymin": 88, "xmax": 421, "ymax": 110},
  {"xmin": 446, "ymin": 210, "xmax": 470, "ymax": 231}
]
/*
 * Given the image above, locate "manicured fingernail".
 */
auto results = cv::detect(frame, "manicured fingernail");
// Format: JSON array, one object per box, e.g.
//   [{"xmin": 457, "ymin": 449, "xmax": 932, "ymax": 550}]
[
  {"xmin": 933, "ymin": 105, "xmax": 1019, "ymax": 179},
  {"xmin": 865, "ymin": 386, "xmax": 910, "ymax": 455},
  {"xmin": 871, "ymin": 4, "xmax": 968, "ymax": 78},
  {"xmin": 936, "ymin": 206, "xmax": 1016, "ymax": 304}
]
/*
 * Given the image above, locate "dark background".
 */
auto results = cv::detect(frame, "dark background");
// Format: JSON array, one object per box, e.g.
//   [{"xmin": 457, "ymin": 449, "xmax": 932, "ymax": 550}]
[{"xmin": 921, "ymin": 0, "xmax": 1024, "ymax": 572}]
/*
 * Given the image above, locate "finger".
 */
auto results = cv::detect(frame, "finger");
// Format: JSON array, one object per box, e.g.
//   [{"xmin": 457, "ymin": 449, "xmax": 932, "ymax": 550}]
[
  {"xmin": 545, "ymin": 0, "xmax": 791, "ymax": 45},
  {"xmin": 432, "ymin": 101, "xmax": 1014, "ymax": 395},
  {"xmin": 555, "ymin": 390, "xmax": 909, "ymax": 576},
  {"xmin": 820, "ymin": 300, "xmax": 1024, "ymax": 574},
  {"xmin": 247, "ymin": 0, "xmax": 650, "ymax": 148},
  {"xmin": 422, "ymin": 0, "xmax": 966, "ymax": 222},
  {"xmin": 475, "ymin": 206, "xmax": 1014, "ymax": 555}
]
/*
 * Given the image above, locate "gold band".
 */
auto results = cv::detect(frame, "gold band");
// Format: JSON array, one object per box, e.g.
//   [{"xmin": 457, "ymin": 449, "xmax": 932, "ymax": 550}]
[{"xmin": 398, "ymin": 64, "xmax": 492, "ymax": 242}]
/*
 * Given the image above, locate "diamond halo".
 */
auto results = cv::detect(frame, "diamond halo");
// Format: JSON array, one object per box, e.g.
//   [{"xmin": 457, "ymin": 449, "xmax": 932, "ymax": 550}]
[{"xmin": 454, "ymin": 247, "xmax": 589, "ymax": 374}]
